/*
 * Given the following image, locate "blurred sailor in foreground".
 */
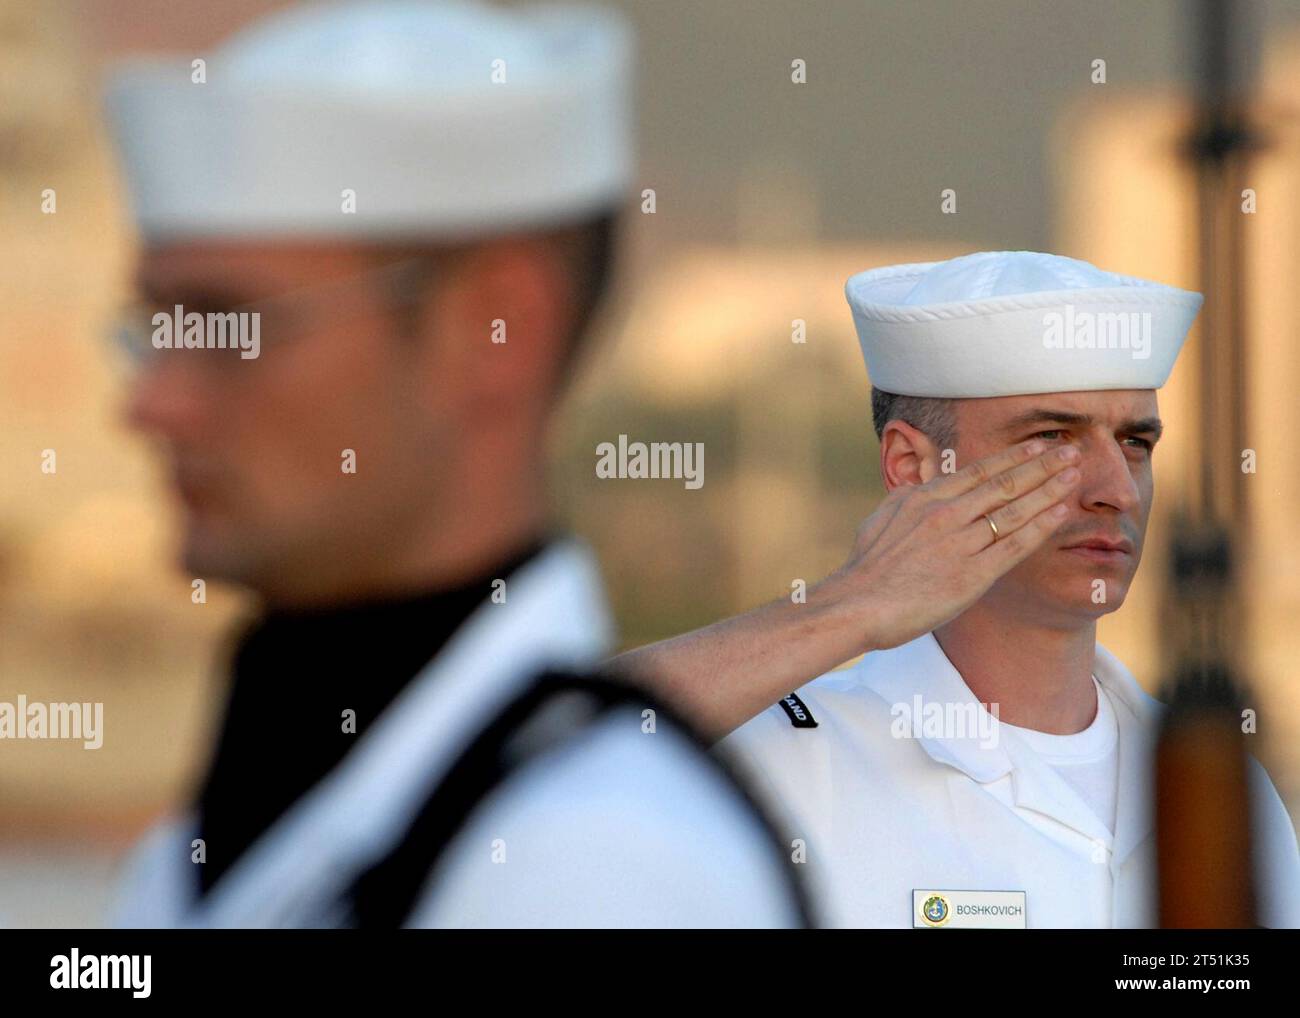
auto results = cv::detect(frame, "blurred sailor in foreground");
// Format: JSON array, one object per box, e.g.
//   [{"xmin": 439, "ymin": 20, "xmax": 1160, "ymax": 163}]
[
  {"xmin": 617, "ymin": 251, "xmax": 1300, "ymax": 928},
  {"xmin": 102, "ymin": 0, "xmax": 808, "ymax": 927}
]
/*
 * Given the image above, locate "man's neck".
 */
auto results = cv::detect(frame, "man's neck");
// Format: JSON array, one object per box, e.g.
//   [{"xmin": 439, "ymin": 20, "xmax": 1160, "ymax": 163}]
[
  {"xmin": 933, "ymin": 606, "xmax": 1099, "ymax": 734},
  {"xmin": 254, "ymin": 464, "xmax": 550, "ymax": 610}
]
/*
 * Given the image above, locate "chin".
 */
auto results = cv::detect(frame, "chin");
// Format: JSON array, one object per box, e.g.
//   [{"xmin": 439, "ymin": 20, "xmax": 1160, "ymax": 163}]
[
  {"xmin": 1006, "ymin": 564, "xmax": 1128, "ymax": 616},
  {"xmin": 178, "ymin": 523, "xmax": 261, "ymax": 588},
  {"xmin": 1044, "ymin": 583, "xmax": 1129, "ymax": 618}
]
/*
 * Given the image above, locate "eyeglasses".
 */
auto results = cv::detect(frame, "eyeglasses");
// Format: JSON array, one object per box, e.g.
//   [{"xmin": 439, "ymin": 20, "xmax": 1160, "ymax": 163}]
[{"xmin": 109, "ymin": 256, "xmax": 436, "ymax": 368}]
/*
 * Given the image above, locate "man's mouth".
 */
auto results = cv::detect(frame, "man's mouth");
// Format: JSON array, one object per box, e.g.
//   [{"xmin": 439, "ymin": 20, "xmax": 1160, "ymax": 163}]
[{"xmin": 1060, "ymin": 537, "xmax": 1134, "ymax": 563}]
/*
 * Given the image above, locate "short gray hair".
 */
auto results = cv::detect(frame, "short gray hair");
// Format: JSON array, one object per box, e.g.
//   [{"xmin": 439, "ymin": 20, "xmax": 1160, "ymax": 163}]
[{"xmin": 870, "ymin": 387, "xmax": 958, "ymax": 451}]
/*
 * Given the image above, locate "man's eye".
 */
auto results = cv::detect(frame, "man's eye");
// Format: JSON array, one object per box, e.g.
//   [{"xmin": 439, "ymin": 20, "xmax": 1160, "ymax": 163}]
[
  {"xmin": 1124, "ymin": 436, "xmax": 1154, "ymax": 450},
  {"xmin": 1034, "ymin": 430, "xmax": 1064, "ymax": 441}
]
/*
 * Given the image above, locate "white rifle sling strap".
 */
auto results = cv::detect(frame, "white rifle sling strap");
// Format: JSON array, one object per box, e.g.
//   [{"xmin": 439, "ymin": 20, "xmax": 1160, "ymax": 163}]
[{"xmin": 344, "ymin": 670, "xmax": 814, "ymax": 927}]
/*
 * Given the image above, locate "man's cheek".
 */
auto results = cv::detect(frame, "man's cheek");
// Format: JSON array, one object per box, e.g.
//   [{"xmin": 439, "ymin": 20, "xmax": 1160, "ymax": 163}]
[{"xmin": 991, "ymin": 552, "xmax": 1049, "ymax": 591}]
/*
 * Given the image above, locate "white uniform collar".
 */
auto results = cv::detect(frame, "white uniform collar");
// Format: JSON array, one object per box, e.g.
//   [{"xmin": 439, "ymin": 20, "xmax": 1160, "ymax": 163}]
[
  {"xmin": 859, "ymin": 633, "xmax": 1011, "ymax": 782},
  {"xmin": 858, "ymin": 631, "xmax": 1163, "ymax": 861}
]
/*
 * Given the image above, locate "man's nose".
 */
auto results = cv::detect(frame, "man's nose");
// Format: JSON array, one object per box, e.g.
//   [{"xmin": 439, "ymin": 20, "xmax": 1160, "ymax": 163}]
[
  {"xmin": 1076, "ymin": 437, "xmax": 1140, "ymax": 514},
  {"xmin": 124, "ymin": 357, "xmax": 211, "ymax": 442}
]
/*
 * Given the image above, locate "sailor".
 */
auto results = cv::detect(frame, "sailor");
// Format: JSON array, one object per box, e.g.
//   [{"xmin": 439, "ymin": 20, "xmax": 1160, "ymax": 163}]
[
  {"xmin": 103, "ymin": 0, "xmax": 807, "ymax": 928},
  {"xmin": 615, "ymin": 250, "xmax": 1300, "ymax": 928}
]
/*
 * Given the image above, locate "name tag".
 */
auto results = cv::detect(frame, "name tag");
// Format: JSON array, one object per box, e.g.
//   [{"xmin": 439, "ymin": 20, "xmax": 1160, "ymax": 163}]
[{"xmin": 913, "ymin": 889, "xmax": 1027, "ymax": 929}]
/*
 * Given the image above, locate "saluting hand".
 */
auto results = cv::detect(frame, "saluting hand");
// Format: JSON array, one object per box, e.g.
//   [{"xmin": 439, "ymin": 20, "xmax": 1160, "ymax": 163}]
[{"xmin": 833, "ymin": 438, "xmax": 1081, "ymax": 654}]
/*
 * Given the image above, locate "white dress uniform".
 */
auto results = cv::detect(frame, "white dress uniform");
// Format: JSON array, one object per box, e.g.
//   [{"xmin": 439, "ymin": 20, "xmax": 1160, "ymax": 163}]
[
  {"xmin": 718, "ymin": 632, "xmax": 1300, "ymax": 928},
  {"xmin": 110, "ymin": 541, "xmax": 805, "ymax": 927}
]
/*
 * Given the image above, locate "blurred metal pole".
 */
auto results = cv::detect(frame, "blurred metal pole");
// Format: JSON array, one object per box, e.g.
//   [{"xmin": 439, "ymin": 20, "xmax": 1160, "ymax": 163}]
[{"xmin": 1157, "ymin": 0, "xmax": 1265, "ymax": 928}]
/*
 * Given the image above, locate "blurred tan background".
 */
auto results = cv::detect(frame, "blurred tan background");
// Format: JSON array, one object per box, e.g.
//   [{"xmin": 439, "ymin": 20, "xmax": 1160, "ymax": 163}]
[{"xmin": 3, "ymin": 0, "xmax": 1300, "ymax": 925}]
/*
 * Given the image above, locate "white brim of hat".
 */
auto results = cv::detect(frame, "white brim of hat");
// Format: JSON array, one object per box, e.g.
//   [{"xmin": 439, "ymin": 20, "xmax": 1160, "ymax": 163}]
[{"xmin": 846, "ymin": 260, "xmax": 1203, "ymax": 398}]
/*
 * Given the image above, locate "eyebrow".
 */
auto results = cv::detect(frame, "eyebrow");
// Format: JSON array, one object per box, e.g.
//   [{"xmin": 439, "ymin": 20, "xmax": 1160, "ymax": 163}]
[
  {"xmin": 135, "ymin": 286, "xmax": 252, "ymax": 310},
  {"xmin": 1000, "ymin": 408, "xmax": 1164, "ymax": 441}
]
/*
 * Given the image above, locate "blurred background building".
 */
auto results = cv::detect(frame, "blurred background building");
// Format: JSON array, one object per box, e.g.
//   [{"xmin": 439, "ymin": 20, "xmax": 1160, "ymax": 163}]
[{"xmin": 2, "ymin": 0, "xmax": 1299, "ymax": 925}]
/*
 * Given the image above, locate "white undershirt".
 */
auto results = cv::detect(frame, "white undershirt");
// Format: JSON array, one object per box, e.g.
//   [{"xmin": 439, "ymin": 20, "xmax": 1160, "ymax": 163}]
[{"xmin": 1001, "ymin": 676, "xmax": 1120, "ymax": 834}]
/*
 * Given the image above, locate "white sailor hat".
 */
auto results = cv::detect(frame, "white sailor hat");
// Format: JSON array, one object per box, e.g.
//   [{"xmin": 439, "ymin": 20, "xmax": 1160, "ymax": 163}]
[
  {"xmin": 104, "ymin": 0, "xmax": 633, "ymax": 241},
  {"xmin": 845, "ymin": 251, "xmax": 1203, "ymax": 398}
]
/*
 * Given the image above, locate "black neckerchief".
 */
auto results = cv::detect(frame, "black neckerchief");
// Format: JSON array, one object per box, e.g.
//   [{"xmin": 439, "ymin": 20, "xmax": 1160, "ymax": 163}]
[{"xmin": 193, "ymin": 538, "xmax": 546, "ymax": 897}]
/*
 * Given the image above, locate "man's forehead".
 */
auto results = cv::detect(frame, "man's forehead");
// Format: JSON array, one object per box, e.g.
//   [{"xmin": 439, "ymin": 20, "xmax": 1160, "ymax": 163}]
[{"xmin": 957, "ymin": 389, "xmax": 1161, "ymax": 428}]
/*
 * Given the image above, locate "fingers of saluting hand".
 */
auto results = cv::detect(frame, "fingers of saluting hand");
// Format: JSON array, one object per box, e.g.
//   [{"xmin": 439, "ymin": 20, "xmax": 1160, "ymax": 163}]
[
  {"xmin": 894, "ymin": 440, "xmax": 1080, "ymax": 559},
  {"xmin": 953, "ymin": 462, "xmax": 1080, "ymax": 578},
  {"xmin": 952, "ymin": 444, "xmax": 1080, "ymax": 547},
  {"xmin": 923, "ymin": 437, "xmax": 1053, "ymax": 499},
  {"xmin": 861, "ymin": 440, "xmax": 1081, "ymax": 562},
  {"xmin": 970, "ymin": 496, "xmax": 1072, "ymax": 575}
]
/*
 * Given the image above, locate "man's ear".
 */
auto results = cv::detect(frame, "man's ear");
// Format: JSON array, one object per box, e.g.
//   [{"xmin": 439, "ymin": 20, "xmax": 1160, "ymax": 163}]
[
  {"xmin": 880, "ymin": 419, "xmax": 942, "ymax": 491},
  {"xmin": 422, "ymin": 238, "xmax": 575, "ymax": 416}
]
